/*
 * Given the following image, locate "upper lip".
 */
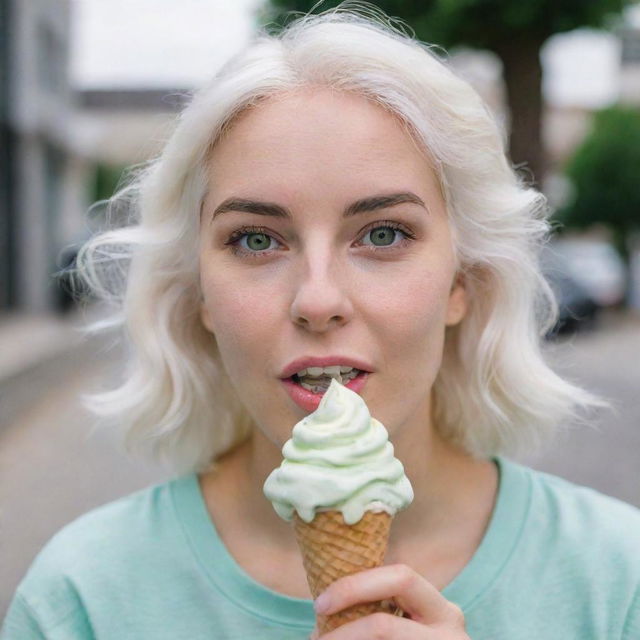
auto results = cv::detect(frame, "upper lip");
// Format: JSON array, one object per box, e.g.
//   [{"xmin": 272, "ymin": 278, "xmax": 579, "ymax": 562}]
[{"xmin": 280, "ymin": 356, "xmax": 374, "ymax": 379}]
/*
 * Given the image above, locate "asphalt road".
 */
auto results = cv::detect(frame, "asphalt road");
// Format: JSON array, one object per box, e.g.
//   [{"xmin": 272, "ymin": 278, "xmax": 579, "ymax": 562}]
[
  {"xmin": 1, "ymin": 310, "xmax": 639, "ymax": 617},
  {"xmin": 522, "ymin": 310, "xmax": 640, "ymax": 506}
]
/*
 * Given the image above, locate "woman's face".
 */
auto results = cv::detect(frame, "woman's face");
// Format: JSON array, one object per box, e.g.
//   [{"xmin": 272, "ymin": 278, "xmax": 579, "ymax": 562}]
[{"xmin": 199, "ymin": 88, "xmax": 466, "ymax": 448}]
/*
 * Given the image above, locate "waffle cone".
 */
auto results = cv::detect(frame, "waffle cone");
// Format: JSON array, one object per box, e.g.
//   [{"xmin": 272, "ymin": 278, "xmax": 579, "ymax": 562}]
[{"xmin": 293, "ymin": 509, "xmax": 401, "ymax": 634}]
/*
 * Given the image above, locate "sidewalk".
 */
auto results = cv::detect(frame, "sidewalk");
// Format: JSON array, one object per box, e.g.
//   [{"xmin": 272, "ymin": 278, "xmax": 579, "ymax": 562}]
[{"xmin": 0, "ymin": 304, "xmax": 114, "ymax": 429}]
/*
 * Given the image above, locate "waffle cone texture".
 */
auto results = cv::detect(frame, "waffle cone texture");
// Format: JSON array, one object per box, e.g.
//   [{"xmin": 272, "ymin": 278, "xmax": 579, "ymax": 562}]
[{"xmin": 293, "ymin": 509, "xmax": 401, "ymax": 633}]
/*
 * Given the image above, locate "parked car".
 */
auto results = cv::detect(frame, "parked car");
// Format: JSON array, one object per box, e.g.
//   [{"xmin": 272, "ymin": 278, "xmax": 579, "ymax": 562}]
[
  {"xmin": 550, "ymin": 238, "xmax": 627, "ymax": 307},
  {"xmin": 543, "ymin": 265, "xmax": 598, "ymax": 336},
  {"xmin": 53, "ymin": 234, "xmax": 94, "ymax": 313},
  {"xmin": 541, "ymin": 238, "xmax": 626, "ymax": 336}
]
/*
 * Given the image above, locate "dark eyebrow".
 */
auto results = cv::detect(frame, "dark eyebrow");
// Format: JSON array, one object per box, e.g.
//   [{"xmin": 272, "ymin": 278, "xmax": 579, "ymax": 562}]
[{"xmin": 209, "ymin": 191, "xmax": 428, "ymax": 223}]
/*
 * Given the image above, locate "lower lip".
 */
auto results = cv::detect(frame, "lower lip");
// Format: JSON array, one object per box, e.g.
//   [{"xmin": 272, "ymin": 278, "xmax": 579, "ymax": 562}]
[{"xmin": 281, "ymin": 372, "xmax": 370, "ymax": 412}]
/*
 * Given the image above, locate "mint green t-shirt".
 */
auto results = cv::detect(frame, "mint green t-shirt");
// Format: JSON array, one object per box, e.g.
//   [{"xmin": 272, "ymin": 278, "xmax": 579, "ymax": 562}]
[{"xmin": 3, "ymin": 457, "xmax": 640, "ymax": 639}]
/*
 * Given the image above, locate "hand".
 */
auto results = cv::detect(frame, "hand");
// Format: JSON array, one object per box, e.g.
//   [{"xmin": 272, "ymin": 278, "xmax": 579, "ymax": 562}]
[{"xmin": 308, "ymin": 564, "xmax": 469, "ymax": 639}]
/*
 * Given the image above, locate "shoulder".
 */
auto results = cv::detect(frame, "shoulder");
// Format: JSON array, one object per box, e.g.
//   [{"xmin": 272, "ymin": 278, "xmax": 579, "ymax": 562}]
[
  {"xmin": 505, "ymin": 458, "xmax": 640, "ymax": 588},
  {"xmin": 35, "ymin": 478, "xmax": 177, "ymax": 565},
  {"xmin": 13, "ymin": 477, "xmax": 186, "ymax": 623},
  {"xmin": 524, "ymin": 461, "xmax": 640, "ymax": 541},
  {"xmin": 493, "ymin": 459, "xmax": 640, "ymax": 636}
]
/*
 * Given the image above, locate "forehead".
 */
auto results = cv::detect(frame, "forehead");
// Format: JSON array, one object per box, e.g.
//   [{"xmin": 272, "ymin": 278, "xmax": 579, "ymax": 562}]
[
  {"xmin": 218, "ymin": 88, "xmax": 412, "ymax": 144},
  {"xmin": 205, "ymin": 88, "xmax": 443, "ymax": 211}
]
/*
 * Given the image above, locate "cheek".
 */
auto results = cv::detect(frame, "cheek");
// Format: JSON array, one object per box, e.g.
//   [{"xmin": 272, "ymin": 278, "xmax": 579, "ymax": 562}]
[
  {"xmin": 366, "ymin": 265, "xmax": 452, "ymax": 369},
  {"xmin": 368, "ymin": 262, "xmax": 452, "ymax": 327},
  {"xmin": 200, "ymin": 270, "xmax": 283, "ymax": 372}
]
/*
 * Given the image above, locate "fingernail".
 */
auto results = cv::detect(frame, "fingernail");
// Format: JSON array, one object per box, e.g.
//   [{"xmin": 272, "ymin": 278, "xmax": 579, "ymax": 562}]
[{"xmin": 314, "ymin": 593, "xmax": 331, "ymax": 614}]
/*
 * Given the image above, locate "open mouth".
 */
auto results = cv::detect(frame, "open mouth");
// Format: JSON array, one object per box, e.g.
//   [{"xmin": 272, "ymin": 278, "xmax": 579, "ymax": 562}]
[{"xmin": 282, "ymin": 370, "xmax": 370, "ymax": 411}]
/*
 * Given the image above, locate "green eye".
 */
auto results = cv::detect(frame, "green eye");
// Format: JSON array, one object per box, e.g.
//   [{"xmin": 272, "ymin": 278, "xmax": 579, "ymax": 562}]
[
  {"xmin": 225, "ymin": 226, "xmax": 284, "ymax": 258},
  {"xmin": 245, "ymin": 233, "xmax": 272, "ymax": 251},
  {"xmin": 359, "ymin": 222, "xmax": 414, "ymax": 251},
  {"xmin": 368, "ymin": 226, "xmax": 397, "ymax": 247}
]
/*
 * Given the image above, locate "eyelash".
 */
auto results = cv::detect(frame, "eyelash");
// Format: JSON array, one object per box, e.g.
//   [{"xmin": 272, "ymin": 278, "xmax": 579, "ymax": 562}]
[{"xmin": 223, "ymin": 220, "xmax": 417, "ymax": 259}]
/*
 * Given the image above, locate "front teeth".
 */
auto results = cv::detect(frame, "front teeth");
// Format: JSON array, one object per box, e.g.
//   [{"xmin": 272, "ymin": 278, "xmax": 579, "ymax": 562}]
[
  {"xmin": 293, "ymin": 365, "xmax": 362, "ymax": 392},
  {"xmin": 297, "ymin": 365, "xmax": 353, "ymax": 377}
]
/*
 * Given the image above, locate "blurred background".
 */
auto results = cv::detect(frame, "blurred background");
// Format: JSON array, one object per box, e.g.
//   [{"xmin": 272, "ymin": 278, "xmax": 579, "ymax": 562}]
[{"xmin": 1, "ymin": 0, "xmax": 639, "ymax": 617}]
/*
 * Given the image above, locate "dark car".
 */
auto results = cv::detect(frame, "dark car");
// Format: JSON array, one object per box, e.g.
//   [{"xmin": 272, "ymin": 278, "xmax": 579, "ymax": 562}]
[
  {"xmin": 541, "ymin": 243, "xmax": 599, "ymax": 337},
  {"xmin": 543, "ymin": 267, "xmax": 599, "ymax": 337},
  {"xmin": 53, "ymin": 237, "xmax": 94, "ymax": 313}
]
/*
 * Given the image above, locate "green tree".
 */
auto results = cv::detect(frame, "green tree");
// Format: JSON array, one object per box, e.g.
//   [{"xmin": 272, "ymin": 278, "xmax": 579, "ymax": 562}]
[
  {"xmin": 94, "ymin": 163, "xmax": 126, "ymax": 204},
  {"xmin": 264, "ymin": 0, "xmax": 628, "ymax": 186},
  {"xmin": 556, "ymin": 106, "xmax": 640, "ymax": 261}
]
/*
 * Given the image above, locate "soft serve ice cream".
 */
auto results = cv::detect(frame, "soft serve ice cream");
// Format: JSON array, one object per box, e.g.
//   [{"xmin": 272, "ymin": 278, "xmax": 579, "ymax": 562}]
[{"xmin": 263, "ymin": 378, "xmax": 414, "ymax": 525}]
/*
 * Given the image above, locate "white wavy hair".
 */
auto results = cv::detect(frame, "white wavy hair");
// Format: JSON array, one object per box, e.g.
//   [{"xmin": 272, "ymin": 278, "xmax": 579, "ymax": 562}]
[{"xmin": 76, "ymin": 3, "xmax": 606, "ymax": 474}]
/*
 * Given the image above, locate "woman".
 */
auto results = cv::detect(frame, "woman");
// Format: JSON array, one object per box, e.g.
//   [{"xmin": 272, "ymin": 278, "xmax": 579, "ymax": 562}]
[{"xmin": 3, "ymin": 5, "xmax": 639, "ymax": 639}]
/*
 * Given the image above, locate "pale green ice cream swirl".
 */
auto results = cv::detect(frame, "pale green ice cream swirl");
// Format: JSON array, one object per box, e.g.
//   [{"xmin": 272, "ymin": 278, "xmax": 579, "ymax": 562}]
[{"xmin": 263, "ymin": 378, "xmax": 414, "ymax": 525}]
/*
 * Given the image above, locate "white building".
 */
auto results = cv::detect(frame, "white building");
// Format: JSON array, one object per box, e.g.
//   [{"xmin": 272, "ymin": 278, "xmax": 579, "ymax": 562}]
[{"xmin": 1, "ymin": 0, "xmax": 91, "ymax": 313}]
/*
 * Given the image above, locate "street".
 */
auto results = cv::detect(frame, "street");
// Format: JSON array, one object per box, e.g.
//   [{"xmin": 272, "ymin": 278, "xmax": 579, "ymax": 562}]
[
  {"xmin": 1, "ymin": 310, "xmax": 639, "ymax": 616},
  {"xmin": 522, "ymin": 310, "xmax": 640, "ymax": 505}
]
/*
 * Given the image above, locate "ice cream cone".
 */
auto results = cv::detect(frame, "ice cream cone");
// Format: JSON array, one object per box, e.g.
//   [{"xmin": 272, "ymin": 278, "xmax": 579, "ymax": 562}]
[
  {"xmin": 263, "ymin": 379, "xmax": 413, "ymax": 632},
  {"xmin": 293, "ymin": 509, "xmax": 403, "ymax": 633}
]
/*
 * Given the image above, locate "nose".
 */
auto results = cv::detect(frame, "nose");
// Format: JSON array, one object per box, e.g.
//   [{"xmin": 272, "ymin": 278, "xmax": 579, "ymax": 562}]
[{"xmin": 290, "ymin": 251, "xmax": 354, "ymax": 333}]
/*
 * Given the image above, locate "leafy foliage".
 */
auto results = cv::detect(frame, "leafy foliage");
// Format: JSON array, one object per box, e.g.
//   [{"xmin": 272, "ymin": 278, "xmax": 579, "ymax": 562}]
[
  {"xmin": 94, "ymin": 164, "xmax": 127, "ymax": 204},
  {"xmin": 557, "ymin": 106, "xmax": 640, "ymax": 255}
]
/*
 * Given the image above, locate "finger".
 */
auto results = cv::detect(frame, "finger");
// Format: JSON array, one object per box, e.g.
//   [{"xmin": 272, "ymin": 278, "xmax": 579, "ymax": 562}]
[
  {"xmin": 309, "ymin": 624, "xmax": 319, "ymax": 640},
  {"xmin": 314, "ymin": 564, "xmax": 463, "ymax": 626},
  {"xmin": 317, "ymin": 611, "xmax": 432, "ymax": 639}
]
